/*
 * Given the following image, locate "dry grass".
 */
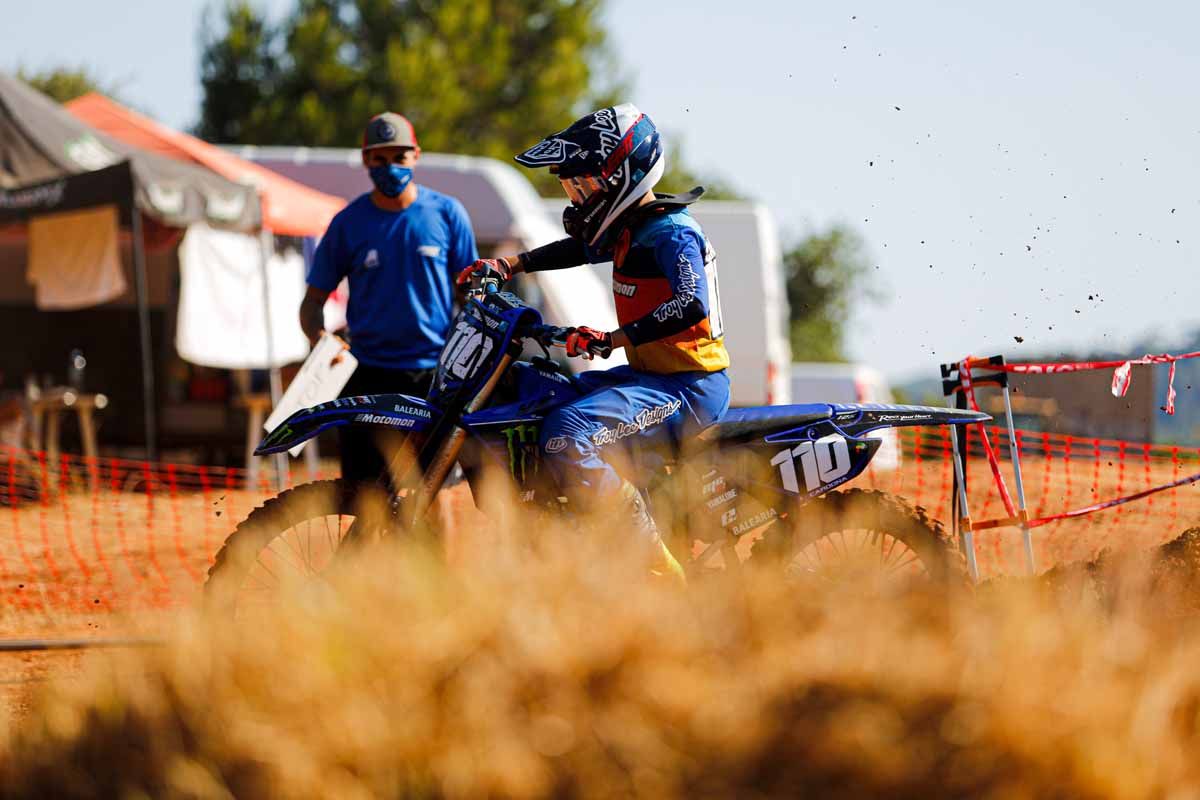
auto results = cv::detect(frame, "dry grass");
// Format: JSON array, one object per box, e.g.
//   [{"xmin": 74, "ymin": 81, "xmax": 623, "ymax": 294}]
[{"xmin": 3, "ymin": 514, "xmax": 1200, "ymax": 799}]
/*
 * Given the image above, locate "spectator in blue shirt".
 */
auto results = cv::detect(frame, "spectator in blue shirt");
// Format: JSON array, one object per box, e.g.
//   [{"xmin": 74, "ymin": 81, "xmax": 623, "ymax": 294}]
[{"xmin": 300, "ymin": 112, "xmax": 478, "ymax": 485}]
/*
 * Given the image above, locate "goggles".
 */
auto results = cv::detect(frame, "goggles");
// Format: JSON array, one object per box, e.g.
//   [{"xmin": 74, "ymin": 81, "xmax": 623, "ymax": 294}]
[{"xmin": 559, "ymin": 174, "xmax": 605, "ymax": 206}]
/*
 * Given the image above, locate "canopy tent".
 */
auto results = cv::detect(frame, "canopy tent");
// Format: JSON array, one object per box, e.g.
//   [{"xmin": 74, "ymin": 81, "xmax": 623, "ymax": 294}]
[
  {"xmin": 0, "ymin": 73, "xmax": 263, "ymax": 459},
  {"xmin": 0, "ymin": 74, "xmax": 259, "ymax": 230},
  {"xmin": 66, "ymin": 94, "xmax": 347, "ymax": 377},
  {"xmin": 65, "ymin": 93, "xmax": 344, "ymax": 237}
]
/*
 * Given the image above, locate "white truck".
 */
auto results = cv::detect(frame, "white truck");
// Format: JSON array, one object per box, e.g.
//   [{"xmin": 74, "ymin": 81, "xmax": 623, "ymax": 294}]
[{"xmin": 543, "ymin": 198, "xmax": 792, "ymax": 406}]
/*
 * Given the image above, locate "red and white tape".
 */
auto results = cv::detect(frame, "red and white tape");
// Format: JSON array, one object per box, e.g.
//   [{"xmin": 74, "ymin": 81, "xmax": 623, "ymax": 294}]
[{"xmin": 968, "ymin": 349, "xmax": 1200, "ymax": 415}]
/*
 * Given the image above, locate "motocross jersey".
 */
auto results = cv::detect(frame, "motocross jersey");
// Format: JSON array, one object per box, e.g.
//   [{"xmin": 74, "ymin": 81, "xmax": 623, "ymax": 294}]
[
  {"xmin": 608, "ymin": 208, "xmax": 729, "ymax": 374},
  {"xmin": 523, "ymin": 200, "xmax": 729, "ymax": 375}
]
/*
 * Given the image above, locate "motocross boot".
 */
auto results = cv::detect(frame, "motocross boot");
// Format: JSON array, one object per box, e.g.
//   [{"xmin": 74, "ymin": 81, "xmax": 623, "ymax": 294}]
[{"xmin": 618, "ymin": 481, "xmax": 686, "ymax": 586}]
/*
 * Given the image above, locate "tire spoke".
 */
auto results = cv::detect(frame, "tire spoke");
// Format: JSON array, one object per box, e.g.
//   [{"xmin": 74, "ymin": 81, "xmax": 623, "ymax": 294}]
[
  {"xmin": 264, "ymin": 540, "xmax": 309, "ymax": 575},
  {"xmin": 278, "ymin": 522, "xmax": 309, "ymax": 567},
  {"xmin": 885, "ymin": 552, "xmax": 922, "ymax": 576},
  {"xmin": 759, "ymin": 494, "xmax": 955, "ymax": 589}
]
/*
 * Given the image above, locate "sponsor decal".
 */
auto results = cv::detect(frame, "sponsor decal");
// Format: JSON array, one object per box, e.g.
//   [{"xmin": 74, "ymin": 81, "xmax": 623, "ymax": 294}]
[
  {"xmin": 591, "ymin": 400, "xmax": 682, "ymax": 447},
  {"xmin": 364, "ymin": 249, "xmax": 380, "ymax": 269},
  {"xmin": 651, "ymin": 253, "xmax": 699, "ymax": 323},
  {"xmin": 355, "ymin": 413, "xmax": 416, "ymax": 428},
  {"xmin": 733, "ymin": 508, "xmax": 778, "ymax": 535},
  {"xmin": 588, "ymin": 106, "xmax": 621, "ymax": 158},
  {"xmin": 705, "ymin": 488, "xmax": 738, "ymax": 510},
  {"xmin": 876, "ymin": 413, "xmax": 931, "ymax": 422},
  {"xmin": 266, "ymin": 423, "xmax": 294, "ymax": 443},
  {"xmin": 613, "ymin": 281, "xmax": 637, "ymax": 297},
  {"xmin": 417, "ymin": 245, "xmax": 441, "ymax": 257},
  {"xmin": 374, "ymin": 119, "xmax": 397, "ymax": 141},
  {"xmin": 393, "ymin": 404, "xmax": 432, "ymax": 418},
  {"xmin": 501, "ymin": 424, "xmax": 540, "ymax": 484},
  {"xmin": 0, "ymin": 180, "xmax": 67, "ymax": 210},
  {"xmin": 545, "ymin": 436, "xmax": 570, "ymax": 454},
  {"xmin": 65, "ymin": 134, "xmax": 118, "ymax": 170},
  {"xmin": 720, "ymin": 508, "xmax": 738, "ymax": 526},
  {"xmin": 702, "ymin": 476, "xmax": 726, "ymax": 496}
]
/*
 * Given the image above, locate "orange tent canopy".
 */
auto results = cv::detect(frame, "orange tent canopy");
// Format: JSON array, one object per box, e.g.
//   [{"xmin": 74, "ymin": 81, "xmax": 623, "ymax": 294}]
[{"xmin": 66, "ymin": 93, "xmax": 345, "ymax": 237}]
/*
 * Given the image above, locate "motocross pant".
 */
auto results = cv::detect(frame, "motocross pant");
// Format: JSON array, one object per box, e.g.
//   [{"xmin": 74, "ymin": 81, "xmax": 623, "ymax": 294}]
[{"xmin": 539, "ymin": 366, "xmax": 731, "ymax": 540}]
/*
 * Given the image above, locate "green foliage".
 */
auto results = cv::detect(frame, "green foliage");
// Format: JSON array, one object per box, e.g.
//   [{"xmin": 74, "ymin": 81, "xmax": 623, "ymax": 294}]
[
  {"xmin": 16, "ymin": 66, "xmax": 122, "ymax": 104},
  {"xmin": 783, "ymin": 225, "xmax": 875, "ymax": 362},
  {"xmin": 198, "ymin": 0, "xmax": 617, "ymax": 194},
  {"xmin": 196, "ymin": 0, "xmax": 741, "ymax": 198}
]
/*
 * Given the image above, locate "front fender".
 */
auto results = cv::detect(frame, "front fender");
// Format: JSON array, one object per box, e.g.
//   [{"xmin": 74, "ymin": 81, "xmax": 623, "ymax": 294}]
[{"xmin": 255, "ymin": 394, "xmax": 440, "ymax": 456}]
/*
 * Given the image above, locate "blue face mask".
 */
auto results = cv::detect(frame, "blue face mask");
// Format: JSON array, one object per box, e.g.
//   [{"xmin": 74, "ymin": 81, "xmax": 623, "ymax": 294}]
[{"xmin": 368, "ymin": 164, "xmax": 413, "ymax": 198}]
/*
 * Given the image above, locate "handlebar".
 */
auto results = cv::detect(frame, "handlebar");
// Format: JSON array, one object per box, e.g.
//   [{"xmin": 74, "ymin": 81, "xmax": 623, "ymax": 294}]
[
  {"xmin": 528, "ymin": 324, "xmax": 610, "ymax": 360},
  {"xmin": 465, "ymin": 270, "xmax": 608, "ymax": 360},
  {"xmin": 464, "ymin": 272, "xmax": 504, "ymax": 299}
]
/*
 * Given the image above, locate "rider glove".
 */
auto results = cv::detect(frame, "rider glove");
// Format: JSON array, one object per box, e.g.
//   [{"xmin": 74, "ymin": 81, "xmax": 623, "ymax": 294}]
[
  {"xmin": 565, "ymin": 326, "xmax": 613, "ymax": 359},
  {"xmin": 455, "ymin": 257, "xmax": 514, "ymax": 287}
]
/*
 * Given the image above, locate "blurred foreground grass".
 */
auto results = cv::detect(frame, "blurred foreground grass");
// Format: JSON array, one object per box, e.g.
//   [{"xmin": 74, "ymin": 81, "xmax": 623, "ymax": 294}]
[{"xmin": 3, "ymin": 523, "xmax": 1200, "ymax": 798}]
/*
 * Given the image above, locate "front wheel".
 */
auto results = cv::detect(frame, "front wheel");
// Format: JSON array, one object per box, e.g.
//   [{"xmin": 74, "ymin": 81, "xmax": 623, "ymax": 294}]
[
  {"xmin": 750, "ymin": 489, "xmax": 968, "ymax": 589},
  {"xmin": 205, "ymin": 479, "xmax": 395, "ymax": 614}
]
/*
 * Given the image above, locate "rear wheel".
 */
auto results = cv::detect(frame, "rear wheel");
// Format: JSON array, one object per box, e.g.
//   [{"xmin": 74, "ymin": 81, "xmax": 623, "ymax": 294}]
[
  {"xmin": 750, "ymin": 489, "xmax": 967, "ymax": 589},
  {"xmin": 205, "ymin": 479, "xmax": 394, "ymax": 614}
]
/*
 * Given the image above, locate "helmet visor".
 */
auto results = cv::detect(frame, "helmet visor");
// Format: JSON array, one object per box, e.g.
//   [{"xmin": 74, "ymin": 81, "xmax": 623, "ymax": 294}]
[{"xmin": 560, "ymin": 175, "xmax": 604, "ymax": 207}]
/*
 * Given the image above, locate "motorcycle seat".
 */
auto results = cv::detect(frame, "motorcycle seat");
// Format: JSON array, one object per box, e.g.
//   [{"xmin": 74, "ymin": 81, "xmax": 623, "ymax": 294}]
[{"xmin": 695, "ymin": 404, "xmax": 834, "ymax": 443}]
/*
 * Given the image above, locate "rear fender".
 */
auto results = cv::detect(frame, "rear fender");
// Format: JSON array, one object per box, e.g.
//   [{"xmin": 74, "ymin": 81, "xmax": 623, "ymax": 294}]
[
  {"xmin": 828, "ymin": 404, "xmax": 990, "ymax": 438},
  {"xmin": 715, "ymin": 404, "xmax": 991, "ymax": 503},
  {"xmin": 255, "ymin": 394, "xmax": 439, "ymax": 456}
]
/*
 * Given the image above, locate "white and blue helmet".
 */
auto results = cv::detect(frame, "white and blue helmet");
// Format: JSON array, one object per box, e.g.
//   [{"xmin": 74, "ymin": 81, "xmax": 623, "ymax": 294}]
[{"xmin": 515, "ymin": 103, "xmax": 665, "ymax": 247}]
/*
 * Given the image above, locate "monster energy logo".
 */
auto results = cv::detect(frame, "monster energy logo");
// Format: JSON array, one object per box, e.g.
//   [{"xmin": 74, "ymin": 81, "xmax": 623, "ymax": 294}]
[
  {"xmin": 266, "ymin": 423, "xmax": 293, "ymax": 444},
  {"xmin": 501, "ymin": 424, "xmax": 539, "ymax": 484}
]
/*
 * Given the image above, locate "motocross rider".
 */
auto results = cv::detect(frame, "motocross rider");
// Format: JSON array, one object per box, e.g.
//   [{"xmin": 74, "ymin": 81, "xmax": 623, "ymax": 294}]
[{"xmin": 458, "ymin": 104, "xmax": 731, "ymax": 580}]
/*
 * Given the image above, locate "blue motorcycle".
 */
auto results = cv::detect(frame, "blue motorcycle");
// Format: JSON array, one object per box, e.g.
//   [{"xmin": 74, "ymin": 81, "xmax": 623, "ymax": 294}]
[{"xmin": 206, "ymin": 275, "xmax": 987, "ymax": 608}]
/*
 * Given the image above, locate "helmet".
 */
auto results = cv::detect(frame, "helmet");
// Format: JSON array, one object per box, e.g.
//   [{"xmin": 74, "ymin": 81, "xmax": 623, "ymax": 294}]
[{"xmin": 515, "ymin": 103, "xmax": 665, "ymax": 247}]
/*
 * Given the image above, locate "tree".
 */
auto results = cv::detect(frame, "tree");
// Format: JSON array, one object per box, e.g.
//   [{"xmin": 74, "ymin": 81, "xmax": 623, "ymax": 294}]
[
  {"xmin": 16, "ymin": 66, "xmax": 122, "ymax": 104},
  {"xmin": 783, "ymin": 225, "xmax": 875, "ymax": 362},
  {"xmin": 198, "ymin": 0, "xmax": 616, "ymax": 194},
  {"xmin": 196, "ymin": 0, "xmax": 741, "ymax": 197}
]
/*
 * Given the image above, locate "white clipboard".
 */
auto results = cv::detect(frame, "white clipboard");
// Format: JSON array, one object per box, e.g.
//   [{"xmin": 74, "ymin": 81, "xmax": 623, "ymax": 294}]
[{"xmin": 264, "ymin": 333, "xmax": 359, "ymax": 456}]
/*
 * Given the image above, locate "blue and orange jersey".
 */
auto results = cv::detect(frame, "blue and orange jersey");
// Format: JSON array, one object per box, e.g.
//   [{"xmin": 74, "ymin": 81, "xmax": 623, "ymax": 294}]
[{"xmin": 606, "ymin": 209, "xmax": 729, "ymax": 374}]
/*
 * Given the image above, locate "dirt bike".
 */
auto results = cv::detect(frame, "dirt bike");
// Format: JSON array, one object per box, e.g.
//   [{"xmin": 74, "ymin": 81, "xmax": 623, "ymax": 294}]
[{"xmin": 206, "ymin": 274, "xmax": 989, "ymax": 610}]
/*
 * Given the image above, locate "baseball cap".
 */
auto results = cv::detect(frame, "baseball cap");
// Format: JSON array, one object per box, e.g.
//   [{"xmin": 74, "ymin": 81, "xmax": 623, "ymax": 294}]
[{"xmin": 362, "ymin": 112, "xmax": 419, "ymax": 150}]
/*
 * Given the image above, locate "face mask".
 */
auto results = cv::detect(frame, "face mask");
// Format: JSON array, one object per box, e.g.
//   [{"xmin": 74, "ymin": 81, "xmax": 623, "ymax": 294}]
[{"xmin": 368, "ymin": 164, "xmax": 413, "ymax": 198}]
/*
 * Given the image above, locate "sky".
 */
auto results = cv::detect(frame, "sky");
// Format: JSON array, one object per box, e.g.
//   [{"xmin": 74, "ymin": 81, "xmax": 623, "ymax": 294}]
[{"xmin": 6, "ymin": 0, "xmax": 1198, "ymax": 382}]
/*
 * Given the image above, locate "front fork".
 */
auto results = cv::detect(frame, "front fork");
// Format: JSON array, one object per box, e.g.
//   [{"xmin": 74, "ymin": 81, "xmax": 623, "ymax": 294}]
[{"xmin": 405, "ymin": 354, "xmax": 515, "ymax": 525}]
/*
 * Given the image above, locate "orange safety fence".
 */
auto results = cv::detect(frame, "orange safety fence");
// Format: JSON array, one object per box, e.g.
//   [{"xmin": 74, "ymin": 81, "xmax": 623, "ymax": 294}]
[
  {"xmin": 0, "ymin": 447, "xmax": 308, "ymax": 616},
  {"xmin": 862, "ymin": 426, "xmax": 1200, "ymax": 577},
  {"xmin": 2, "ymin": 427, "xmax": 1200, "ymax": 616}
]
